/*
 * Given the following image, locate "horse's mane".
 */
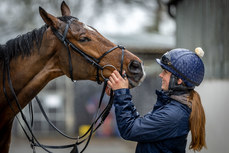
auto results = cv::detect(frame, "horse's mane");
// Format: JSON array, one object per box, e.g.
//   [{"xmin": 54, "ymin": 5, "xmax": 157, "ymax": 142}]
[
  {"xmin": 0, "ymin": 25, "xmax": 48, "ymax": 63},
  {"xmin": 0, "ymin": 16, "xmax": 77, "ymax": 63}
]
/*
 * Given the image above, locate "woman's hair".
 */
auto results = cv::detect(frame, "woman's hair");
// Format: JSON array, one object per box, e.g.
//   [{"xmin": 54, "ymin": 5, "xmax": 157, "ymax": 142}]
[{"xmin": 188, "ymin": 90, "xmax": 207, "ymax": 151}]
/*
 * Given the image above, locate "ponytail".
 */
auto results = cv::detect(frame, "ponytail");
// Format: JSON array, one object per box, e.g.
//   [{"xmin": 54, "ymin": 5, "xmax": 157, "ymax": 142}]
[{"xmin": 188, "ymin": 90, "xmax": 207, "ymax": 151}]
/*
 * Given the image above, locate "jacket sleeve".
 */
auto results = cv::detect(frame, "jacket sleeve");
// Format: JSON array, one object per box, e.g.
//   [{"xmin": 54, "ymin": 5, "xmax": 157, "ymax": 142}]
[{"xmin": 113, "ymin": 89, "xmax": 187, "ymax": 142}]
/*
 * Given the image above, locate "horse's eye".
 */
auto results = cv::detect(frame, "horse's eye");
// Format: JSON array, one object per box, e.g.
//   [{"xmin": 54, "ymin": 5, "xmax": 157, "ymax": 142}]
[{"xmin": 79, "ymin": 37, "xmax": 91, "ymax": 42}]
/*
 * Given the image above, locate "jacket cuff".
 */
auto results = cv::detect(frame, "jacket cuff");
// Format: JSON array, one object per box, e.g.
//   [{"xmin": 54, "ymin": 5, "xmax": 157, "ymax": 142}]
[{"xmin": 114, "ymin": 88, "xmax": 130, "ymax": 96}]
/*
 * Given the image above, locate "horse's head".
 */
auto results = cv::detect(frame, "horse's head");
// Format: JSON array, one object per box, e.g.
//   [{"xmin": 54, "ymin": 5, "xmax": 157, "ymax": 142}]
[{"xmin": 39, "ymin": 1, "xmax": 145, "ymax": 88}]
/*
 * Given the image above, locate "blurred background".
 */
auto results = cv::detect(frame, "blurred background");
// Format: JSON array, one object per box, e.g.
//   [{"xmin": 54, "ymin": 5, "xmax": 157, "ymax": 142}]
[{"xmin": 0, "ymin": 0, "xmax": 228, "ymax": 153}]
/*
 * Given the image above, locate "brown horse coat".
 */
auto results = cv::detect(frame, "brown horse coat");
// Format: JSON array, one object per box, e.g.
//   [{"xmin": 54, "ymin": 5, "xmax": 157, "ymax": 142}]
[{"xmin": 0, "ymin": 1, "xmax": 145, "ymax": 152}]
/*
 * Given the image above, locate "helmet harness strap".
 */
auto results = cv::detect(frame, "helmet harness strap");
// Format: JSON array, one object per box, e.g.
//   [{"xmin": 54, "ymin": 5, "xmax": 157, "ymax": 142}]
[{"xmin": 168, "ymin": 74, "xmax": 194, "ymax": 94}]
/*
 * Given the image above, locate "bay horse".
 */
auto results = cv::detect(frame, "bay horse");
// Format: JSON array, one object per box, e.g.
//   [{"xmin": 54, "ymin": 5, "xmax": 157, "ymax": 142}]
[{"xmin": 0, "ymin": 1, "xmax": 145, "ymax": 153}]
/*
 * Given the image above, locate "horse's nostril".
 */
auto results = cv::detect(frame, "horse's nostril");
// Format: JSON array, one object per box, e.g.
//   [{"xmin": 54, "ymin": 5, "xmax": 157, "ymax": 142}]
[
  {"xmin": 132, "ymin": 60, "xmax": 140, "ymax": 68},
  {"xmin": 128, "ymin": 60, "xmax": 142, "ymax": 74}
]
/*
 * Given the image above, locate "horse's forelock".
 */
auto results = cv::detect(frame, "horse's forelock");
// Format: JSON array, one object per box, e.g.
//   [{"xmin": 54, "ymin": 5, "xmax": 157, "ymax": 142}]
[{"xmin": 58, "ymin": 16, "xmax": 78, "ymax": 23}]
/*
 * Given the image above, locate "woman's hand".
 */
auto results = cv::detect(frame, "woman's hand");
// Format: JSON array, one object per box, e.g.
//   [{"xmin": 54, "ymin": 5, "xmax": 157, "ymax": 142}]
[{"xmin": 107, "ymin": 70, "xmax": 129, "ymax": 91}]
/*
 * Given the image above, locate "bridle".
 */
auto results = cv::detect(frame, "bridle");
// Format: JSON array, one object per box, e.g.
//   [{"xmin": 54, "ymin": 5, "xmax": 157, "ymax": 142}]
[
  {"xmin": 3, "ymin": 18, "xmax": 126, "ymax": 153},
  {"xmin": 51, "ymin": 18, "xmax": 125, "ymax": 84}
]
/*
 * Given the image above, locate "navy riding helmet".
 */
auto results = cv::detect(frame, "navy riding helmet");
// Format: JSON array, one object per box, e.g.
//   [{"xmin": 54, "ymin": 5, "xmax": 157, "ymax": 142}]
[{"xmin": 156, "ymin": 48, "xmax": 205, "ymax": 88}]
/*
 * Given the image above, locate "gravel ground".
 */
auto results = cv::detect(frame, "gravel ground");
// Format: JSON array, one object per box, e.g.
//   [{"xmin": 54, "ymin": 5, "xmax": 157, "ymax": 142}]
[{"xmin": 9, "ymin": 136, "xmax": 136, "ymax": 153}]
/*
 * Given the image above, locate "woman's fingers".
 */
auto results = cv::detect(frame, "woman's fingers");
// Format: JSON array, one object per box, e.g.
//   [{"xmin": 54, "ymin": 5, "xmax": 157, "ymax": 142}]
[
  {"xmin": 108, "ymin": 70, "xmax": 129, "ymax": 90},
  {"xmin": 114, "ymin": 70, "xmax": 123, "ymax": 79},
  {"xmin": 111, "ymin": 70, "xmax": 119, "ymax": 81},
  {"xmin": 109, "ymin": 75, "xmax": 115, "ymax": 84}
]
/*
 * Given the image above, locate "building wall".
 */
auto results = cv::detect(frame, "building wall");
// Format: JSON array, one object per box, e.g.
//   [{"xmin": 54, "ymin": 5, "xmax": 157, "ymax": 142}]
[
  {"xmin": 175, "ymin": 0, "xmax": 229, "ymax": 152},
  {"xmin": 176, "ymin": 0, "xmax": 229, "ymax": 79},
  {"xmin": 186, "ymin": 80, "xmax": 229, "ymax": 153}
]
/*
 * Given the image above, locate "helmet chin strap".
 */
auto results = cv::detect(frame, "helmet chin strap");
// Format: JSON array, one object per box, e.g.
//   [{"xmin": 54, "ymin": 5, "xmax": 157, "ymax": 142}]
[{"xmin": 168, "ymin": 74, "xmax": 194, "ymax": 94}]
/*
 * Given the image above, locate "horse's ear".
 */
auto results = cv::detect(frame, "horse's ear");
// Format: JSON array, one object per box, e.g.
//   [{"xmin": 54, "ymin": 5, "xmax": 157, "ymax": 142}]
[
  {"xmin": 39, "ymin": 7, "xmax": 59, "ymax": 28},
  {"xmin": 61, "ymin": 1, "xmax": 71, "ymax": 16}
]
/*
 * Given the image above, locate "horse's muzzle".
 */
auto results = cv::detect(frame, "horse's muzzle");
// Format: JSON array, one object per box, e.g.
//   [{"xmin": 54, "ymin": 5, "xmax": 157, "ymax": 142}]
[{"xmin": 127, "ymin": 60, "xmax": 145, "ymax": 88}]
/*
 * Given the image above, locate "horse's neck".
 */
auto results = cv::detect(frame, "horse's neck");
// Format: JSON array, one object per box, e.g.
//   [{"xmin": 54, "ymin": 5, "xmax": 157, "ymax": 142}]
[
  {"xmin": 0, "ymin": 37, "xmax": 63, "ymax": 126},
  {"xmin": 0, "ymin": 120, "xmax": 13, "ymax": 153}
]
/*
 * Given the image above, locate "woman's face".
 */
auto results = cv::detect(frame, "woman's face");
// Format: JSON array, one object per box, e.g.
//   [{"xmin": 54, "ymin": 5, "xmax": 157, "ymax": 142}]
[{"xmin": 159, "ymin": 69, "xmax": 171, "ymax": 91}]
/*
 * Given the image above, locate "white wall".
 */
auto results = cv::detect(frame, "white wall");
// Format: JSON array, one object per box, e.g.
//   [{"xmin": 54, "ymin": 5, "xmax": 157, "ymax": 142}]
[{"xmin": 186, "ymin": 80, "xmax": 229, "ymax": 153}]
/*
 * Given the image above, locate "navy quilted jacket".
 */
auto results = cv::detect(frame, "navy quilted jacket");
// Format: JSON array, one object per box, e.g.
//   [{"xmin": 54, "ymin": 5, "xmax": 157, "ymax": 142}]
[{"xmin": 113, "ymin": 89, "xmax": 191, "ymax": 153}]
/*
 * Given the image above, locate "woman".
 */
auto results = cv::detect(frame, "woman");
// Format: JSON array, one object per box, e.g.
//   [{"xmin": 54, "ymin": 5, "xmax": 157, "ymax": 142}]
[{"xmin": 106, "ymin": 48, "xmax": 207, "ymax": 153}]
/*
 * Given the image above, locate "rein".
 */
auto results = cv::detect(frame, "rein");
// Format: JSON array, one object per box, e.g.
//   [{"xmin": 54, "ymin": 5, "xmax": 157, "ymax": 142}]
[{"xmin": 4, "ymin": 18, "xmax": 126, "ymax": 153}]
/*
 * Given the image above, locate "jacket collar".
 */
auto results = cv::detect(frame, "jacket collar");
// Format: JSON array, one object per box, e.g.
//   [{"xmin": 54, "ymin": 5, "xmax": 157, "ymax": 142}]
[
  {"xmin": 170, "ymin": 94, "xmax": 192, "ymax": 109},
  {"xmin": 156, "ymin": 90, "xmax": 192, "ymax": 108},
  {"xmin": 156, "ymin": 90, "xmax": 171, "ymax": 104}
]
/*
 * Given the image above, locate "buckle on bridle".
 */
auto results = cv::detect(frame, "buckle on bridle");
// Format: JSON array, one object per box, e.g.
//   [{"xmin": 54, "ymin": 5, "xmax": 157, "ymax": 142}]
[{"xmin": 118, "ymin": 45, "xmax": 125, "ymax": 50}]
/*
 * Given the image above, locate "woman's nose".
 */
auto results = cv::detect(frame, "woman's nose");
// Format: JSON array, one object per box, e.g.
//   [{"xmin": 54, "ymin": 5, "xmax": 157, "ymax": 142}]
[{"xmin": 159, "ymin": 72, "xmax": 163, "ymax": 78}]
